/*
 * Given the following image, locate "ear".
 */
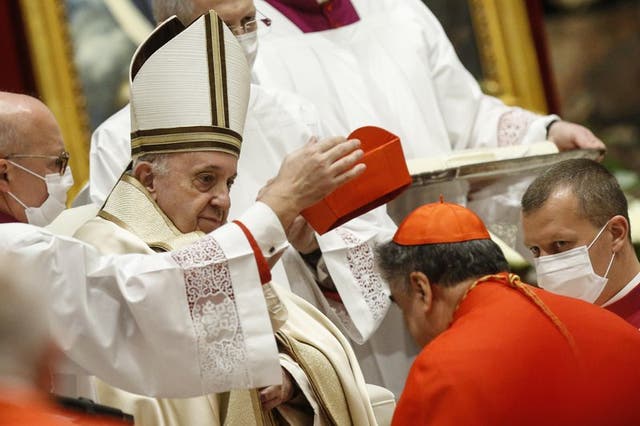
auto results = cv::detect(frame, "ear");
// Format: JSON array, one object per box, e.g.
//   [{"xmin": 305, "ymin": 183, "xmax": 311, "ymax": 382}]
[
  {"xmin": 609, "ymin": 215, "xmax": 629, "ymax": 252},
  {"xmin": 409, "ymin": 271, "xmax": 433, "ymax": 313},
  {"xmin": 133, "ymin": 162, "xmax": 157, "ymax": 199},
  {"xmin": 0, "ymin": 159, "xmax": 9, "ymax": 193}
]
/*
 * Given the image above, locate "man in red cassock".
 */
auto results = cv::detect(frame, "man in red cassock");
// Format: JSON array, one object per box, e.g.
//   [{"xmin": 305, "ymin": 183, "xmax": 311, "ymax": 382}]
[{"xmin": 376, "ymin": 198, "xmax": 640, "ymax": 425}]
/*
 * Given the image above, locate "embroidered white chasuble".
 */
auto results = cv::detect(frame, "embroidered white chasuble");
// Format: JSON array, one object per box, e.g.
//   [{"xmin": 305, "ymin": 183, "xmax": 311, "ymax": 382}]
[
  {"xmin": 0, "ymin": 206, "xmax": 283, "ymax": 398},
  {"xmin": 73, "ymin": 176, "xmax": 378, "ymax": 426},
  {"xmin": 88, "ymin": 87, "xmax": 406, "ymax": 395}
]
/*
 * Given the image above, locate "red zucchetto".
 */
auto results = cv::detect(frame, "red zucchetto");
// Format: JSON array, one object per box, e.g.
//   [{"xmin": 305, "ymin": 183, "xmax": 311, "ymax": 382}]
[{"xmin": 393, "ymin": 196, "xmax": 490, "ymax": 246}]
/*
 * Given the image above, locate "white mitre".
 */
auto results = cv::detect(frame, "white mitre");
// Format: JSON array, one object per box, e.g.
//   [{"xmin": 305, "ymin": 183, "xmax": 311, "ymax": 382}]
[{"xmin": 128, "ymin": 10, "xmax": 250, "ymax": 159}]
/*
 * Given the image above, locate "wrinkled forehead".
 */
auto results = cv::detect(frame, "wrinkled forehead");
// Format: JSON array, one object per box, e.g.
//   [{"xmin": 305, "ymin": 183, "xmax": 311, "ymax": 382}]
[{"xmin": 165, "ymin": 150, "xmax": 238, "ymax": 171}]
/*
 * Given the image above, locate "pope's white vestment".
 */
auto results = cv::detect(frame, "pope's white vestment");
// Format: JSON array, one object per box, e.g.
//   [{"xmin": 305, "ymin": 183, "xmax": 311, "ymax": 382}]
[
  {"xmin": 73, "ymin": 175, "xmax": 380, "ymax": 425},
  {"xmin": 0, "ymin": 202, "xmax": 286, "ymax": 399},
  {"xmin": 87, "ymin": 85, "xmax": 416, "ymax": 396}
]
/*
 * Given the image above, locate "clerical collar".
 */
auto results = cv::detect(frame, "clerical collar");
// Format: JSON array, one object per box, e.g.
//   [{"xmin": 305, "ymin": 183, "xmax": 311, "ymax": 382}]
[
  {"xmin": 0, "ymin": 210, "xmax": 18, "ymax": 224},
  {"xmin": 603, "ymin": 272, "xmax": 640, "ymax": 327},
  {"xmin": 266, "ymin": 0, "xmax": 359, "ymax": 32},
  {"xmin": 603, "ymin": 271, "xmax": 640, "ymax": 307}
]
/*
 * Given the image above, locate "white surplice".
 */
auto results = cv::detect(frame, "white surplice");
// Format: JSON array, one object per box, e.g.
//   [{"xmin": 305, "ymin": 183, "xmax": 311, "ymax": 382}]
[
  {"xmin": 253, "ymin": 0, "xmax": 559, "ymax": 234},
  {"xmin": 87, "ymin": 84, "xmax": 415, "ymax": 396},
  {"xmin": 0, "ymin": 202, "xmax": 286, "ymax": 398},
  {"xmin": 254, "ymin": 0, "xmax": 556, "ymax": 155}
]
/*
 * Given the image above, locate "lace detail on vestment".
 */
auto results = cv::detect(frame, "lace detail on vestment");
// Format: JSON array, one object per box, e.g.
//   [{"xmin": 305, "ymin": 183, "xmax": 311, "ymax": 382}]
[
  {"xmin": 171, "ymin": 235, "xmax": 250, "ymax": 390},
  {"xmin": 337, "ymin": 228, "xmax": 389, "ymax": 323},
  {"xmin": 497, "ymin": 108, "xmax": 538, "ymax": 146}
]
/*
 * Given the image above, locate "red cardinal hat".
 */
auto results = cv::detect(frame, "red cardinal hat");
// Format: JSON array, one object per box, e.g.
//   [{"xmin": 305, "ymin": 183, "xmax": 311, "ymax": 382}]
[
  {"xmin": 302, "ymin": 126, "xmax": 411, "ymax": 234},
  {"xmin": 393, "ymin": 196, "xmax": 490, "ymax": 246}
]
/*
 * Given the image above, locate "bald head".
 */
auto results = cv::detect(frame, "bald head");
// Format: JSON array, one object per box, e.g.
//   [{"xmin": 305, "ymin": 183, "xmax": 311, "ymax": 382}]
[
  {"xmin": 0, "ymin": 92, "xmax": 61, "ymax": 157},
  {"xmin": 0, "ymin": 92, "xmax": 66, "ymax": 223}
]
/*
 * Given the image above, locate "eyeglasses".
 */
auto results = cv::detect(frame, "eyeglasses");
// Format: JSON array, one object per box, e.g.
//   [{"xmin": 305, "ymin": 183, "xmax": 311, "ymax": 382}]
[
  {"xmin": 6, "ymin": 150, "xmax": 70, "ymax": 176},
  {"xmin": 227, "ymin": 9, "xmax": 272, "ymax": 36}
]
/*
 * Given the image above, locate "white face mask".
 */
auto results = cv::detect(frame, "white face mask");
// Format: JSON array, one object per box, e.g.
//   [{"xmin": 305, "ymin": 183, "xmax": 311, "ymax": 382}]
[
  {"xmin": 6, "ymin": 161, "xmax": 73, "ymax": 226},
  {"xmin": 236, "ymin": 30, "xmax": 258, "ymax": 70},
  {"xmin": 534, "ymin": 221, "xmax": 615, "ymax": 303}
]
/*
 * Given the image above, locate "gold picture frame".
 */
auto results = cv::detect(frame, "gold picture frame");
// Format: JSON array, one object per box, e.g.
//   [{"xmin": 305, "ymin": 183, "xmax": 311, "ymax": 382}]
[
  {"xmin": 17, "ymin": 0, "xmax": 549, "ymax": 203},
  {"xmin": 468, "ymin": 0, "xmax": 549, "ymax": 113},
  {"xmin": 19, "ymin": 0, "xmax": 90, "ymax": 201}
]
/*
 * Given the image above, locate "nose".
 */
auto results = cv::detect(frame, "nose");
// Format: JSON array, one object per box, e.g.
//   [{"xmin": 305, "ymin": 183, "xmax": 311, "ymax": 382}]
[{"xmin": 209, "ymin": 185, "xmax": 231, "ymax": 210}]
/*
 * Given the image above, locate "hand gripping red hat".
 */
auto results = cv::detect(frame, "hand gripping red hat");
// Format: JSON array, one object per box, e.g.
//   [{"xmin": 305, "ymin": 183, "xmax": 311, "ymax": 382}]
[
  {"xmin": 393, "ymin": 196, "xmax": 490, "ymax": 246},
  {"xmin": 302, "ymin": 126, "xmax": 411, "ymax": 234}
]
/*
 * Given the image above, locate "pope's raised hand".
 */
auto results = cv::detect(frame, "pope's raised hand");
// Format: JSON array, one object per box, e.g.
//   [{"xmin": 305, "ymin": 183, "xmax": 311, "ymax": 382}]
[{"xmin": 258, "ymin": 136, "xmax": 365, "ymax": 229}]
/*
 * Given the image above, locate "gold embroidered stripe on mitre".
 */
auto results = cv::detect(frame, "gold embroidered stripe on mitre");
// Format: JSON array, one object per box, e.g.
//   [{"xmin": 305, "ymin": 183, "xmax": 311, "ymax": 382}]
[
  {"xmin": 205, "ymin": 11, "xmax": 230, "ymax": 128},
  {"xmin": 130, "ymin": 126, "xmax": 242, "ymax": 159}
]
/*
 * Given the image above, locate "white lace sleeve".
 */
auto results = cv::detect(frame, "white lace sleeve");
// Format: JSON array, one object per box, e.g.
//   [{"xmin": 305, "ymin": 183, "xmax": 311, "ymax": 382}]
[
  {"xmin": 497, "ymin": 108, "xmax": 539, "ymax": 146},
  {"xmin": 314, "ymin": 209, "xmax": 396, "ymax": 344},
  {"xmin": 1, "ymin": 220, "xmax": 282, "ymax": 398},
  {"xmin": 170, "ymin": 203, "xmax": 289, "ymax": 391},
  {"xmin": 171, "ymin": 234, "xmax": 253, "ymax": 391},
  {"xmin": 336, "ymin": 229, "xmax": 389, "ymax": 325}
]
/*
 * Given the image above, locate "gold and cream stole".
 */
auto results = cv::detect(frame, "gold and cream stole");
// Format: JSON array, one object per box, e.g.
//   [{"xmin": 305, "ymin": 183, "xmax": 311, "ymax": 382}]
[{"xmin": 98, "ymin": 174, "xmax": 205, "ymax": 251}]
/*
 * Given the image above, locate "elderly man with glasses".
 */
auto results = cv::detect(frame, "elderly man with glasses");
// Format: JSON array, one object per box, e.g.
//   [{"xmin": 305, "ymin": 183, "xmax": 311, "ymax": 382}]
[{"xmin": 0, "ymin": 92, "xmax": 73, "ymax": 226}]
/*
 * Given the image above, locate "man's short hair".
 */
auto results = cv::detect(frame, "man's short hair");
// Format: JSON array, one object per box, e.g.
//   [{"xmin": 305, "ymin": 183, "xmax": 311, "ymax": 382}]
[
  {"xmin": 132, "ymin": 153, "xmax": 170, "ymax": 177},
  {"xmin": 375, "ymin": 238, "xmax": 509, "ymax": 291},
  {"xmin": 522, "ymin": 159, "xmax": 630, "ymax": 231}
]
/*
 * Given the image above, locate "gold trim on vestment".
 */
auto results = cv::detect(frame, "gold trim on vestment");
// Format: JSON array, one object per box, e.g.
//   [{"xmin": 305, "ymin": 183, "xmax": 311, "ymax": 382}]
[
  {"xmin": 468, "ymin": 0, "xmax": 548, "ymax": 112},
  {"xmin": 96, "ymin": 174, "xmax": 280, "ymax": 425},
  {"xmin": 277, "ymin": 332, "xmax": 351, "ymax": 425},
  {"xmin": 211, "ymin": 389, "xmax": 275, "ymax": 425}
]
